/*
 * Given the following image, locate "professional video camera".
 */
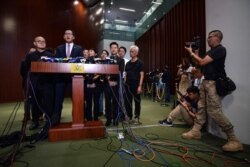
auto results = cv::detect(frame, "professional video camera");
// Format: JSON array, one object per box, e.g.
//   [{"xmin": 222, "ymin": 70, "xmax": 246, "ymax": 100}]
[{"xmin": 185, "ymin": 36, "xmax": 200, "ymax": 50}]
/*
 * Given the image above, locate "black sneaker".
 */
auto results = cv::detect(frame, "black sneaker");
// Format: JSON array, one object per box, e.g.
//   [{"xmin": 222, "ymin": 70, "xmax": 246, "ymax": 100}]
[{"xmin": 158, "ymin": 119, "xmax": 173, "ymax": 126}]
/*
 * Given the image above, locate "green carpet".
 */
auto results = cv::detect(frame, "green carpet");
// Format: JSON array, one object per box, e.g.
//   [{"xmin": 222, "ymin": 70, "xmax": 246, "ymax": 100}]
[{"xmin": 0, "ymin": 97, "xmax": 250, "ymax": 167}]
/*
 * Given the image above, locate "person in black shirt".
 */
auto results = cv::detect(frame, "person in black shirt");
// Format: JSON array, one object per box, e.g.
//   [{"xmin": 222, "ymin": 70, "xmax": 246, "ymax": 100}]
[
  {"xmin": 183, "ymin": 30, "xmax": 243, "ymax": 152},
  {"xmin": 105, "ymin": 42, "xmax": 125, "ymax": 126},
  {"xmin": 124, "ymin": 45, "xmax": 144, "ymax": 125},
  {"xmin": 23, "ymin": 36, "xmax": 54, "ymax": 130},
  {"xmin": 85, "ymin": 49, "xmax": 98, "ymax": 121}
]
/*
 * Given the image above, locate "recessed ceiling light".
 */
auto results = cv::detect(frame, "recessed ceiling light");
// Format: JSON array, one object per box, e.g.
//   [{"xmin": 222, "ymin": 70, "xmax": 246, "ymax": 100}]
[
  {"xmin": 73, "ymin": 0, "xmax": 79, "ymax": 5},
  {"xmin": 96, "ymin": 7, "xmax": 103, "ymax": 15},
  {"xmin": 114, "ymin": 19, "xmax": 128, "ymax": 23},
  {"xmin": 152, "ymin": 1, "xmax": 161, "ymax": 5},
  {"xmin": 100, "ymin": 19, "xmax": 104, "ymax": 24},
  {"xmin": 119, "ymin": 7, "xmax": 136, "ymax": 12}
]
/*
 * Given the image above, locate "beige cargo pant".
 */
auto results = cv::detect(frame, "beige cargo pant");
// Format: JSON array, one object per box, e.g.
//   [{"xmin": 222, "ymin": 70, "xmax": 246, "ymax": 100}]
[
  {"xmin": 168, "ymin": 105, "xmax": 194, "ymax": 126},
  {"xmin": 195, "ymin": 80, "xmax": 234, "ymax": 134}
]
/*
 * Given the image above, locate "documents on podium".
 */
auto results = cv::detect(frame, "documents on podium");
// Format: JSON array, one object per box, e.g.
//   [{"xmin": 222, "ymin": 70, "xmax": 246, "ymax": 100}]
[{"xmin": 31, "ymin": 62, "xmax": 119, "ymax": 142}]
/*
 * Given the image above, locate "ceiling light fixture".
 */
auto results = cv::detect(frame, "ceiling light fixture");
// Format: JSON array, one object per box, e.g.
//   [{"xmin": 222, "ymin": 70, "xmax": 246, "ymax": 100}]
[
  {"xmin": 100, "ymin": 19, "xmax": 104, "ymax": 24},
  {"xmin": 152, "ymin": 1, "xmax": 161, "ymax": 5},
  {"xmin": 114, "ymin": 19, "xmax": 128, "ymax": 23},
  {"xmin": 96, "ymin": 7, "xmax": 103, "ymax": 15},
  {"xmin": 73, "ymin": 0, "xmax": 79, "ymax": 6},
  {"xmin": 119, "ymin": 7, "xmax": 136, "ymax": 12}
]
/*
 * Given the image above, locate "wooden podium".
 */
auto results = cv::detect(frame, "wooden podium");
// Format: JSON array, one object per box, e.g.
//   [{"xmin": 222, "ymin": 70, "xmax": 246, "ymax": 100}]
[{"xmin": 31, "ymin": 62, "xmax": 119, "ymax": 142}]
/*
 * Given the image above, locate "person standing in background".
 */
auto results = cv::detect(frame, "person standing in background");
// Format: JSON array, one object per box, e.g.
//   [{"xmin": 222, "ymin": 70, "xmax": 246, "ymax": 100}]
[{"xmin": 118, "ymin": 46, "xmax": 129, "ymax": 65}]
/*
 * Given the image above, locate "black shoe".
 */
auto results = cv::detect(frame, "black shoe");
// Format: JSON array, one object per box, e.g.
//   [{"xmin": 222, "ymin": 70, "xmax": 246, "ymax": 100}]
[
  {"xmin": 158, "ymin": 119, "xmax": 173, "ymax": 126},
  {"xmin": 29, "ymin": 122, "xmax": 39, "ymax": 130}
]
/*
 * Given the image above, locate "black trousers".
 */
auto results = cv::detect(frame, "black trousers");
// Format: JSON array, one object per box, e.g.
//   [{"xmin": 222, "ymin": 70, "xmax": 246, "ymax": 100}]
[
  {"xmin": 53, "ymin": 78, "xmax": 72, "ymax": 125},
  {"xmin": 124, "ymin": 83, "xmax": 141, "ymax": 120},
  {"xmin": 105, "ymin": 85, "xmax": 119, "ymax": 123},
  {"xmin": 85, "ymin": 86, "xmax": 99, "ymax": 121},
  {"xmin": 29, "ymin": 79, "xmax": 54, "ymax": 123}
]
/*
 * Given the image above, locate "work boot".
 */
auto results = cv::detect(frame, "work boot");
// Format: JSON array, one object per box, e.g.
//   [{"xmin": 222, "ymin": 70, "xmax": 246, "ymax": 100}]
[
  {"xmin": 182, "ymin": 129, "xmax": 201, "ymax": 139},
  {"xmin": 182, "ymin": 123, "xmax": 202, "ymax": 139},
  {"xmin": 222, "ymin": 134, "xmax": 243, "ymax": 152}
]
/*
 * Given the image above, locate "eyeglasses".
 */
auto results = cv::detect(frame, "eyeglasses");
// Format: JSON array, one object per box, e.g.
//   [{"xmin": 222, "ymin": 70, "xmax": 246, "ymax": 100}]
[{"xmin": 35, "ymin": 40, "xmax": 46, "ymax": 43}]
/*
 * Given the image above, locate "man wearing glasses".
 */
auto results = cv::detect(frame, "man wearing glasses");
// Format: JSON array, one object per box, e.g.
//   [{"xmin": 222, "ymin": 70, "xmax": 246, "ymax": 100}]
[{"xmin": 22, "ymin": 36, "xmax": 54, "ymax": 130}]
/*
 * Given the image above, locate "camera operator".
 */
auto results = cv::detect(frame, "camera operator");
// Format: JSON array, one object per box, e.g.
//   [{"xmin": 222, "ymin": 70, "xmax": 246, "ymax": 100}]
[
  {"xmin": 183, "ymin": 30, "xmax": 243, "ymax": 152},
  {"xmin": 159, "ymin": 86, "xmax": 199, "ymax": 126}
]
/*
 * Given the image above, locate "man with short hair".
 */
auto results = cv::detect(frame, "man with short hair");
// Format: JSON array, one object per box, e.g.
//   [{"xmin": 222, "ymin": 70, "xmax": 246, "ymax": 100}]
[
  {"xmin": 53, "ymin": 30, "xmax": 83, "ymax": 125},
  {"xmin": 124, "ymin": 45, "xmax": 144, "ymax": 125},
  {"xmin": 105, "ymin": 42, "xmax": 125, "ymax": 126},
  {"xmin": 118, "ymin": 46, "xmax": 129, "ymax": 65},
  {"xmin": 183, "ymin": 30, "xmax": 243, "ymax": 152},
  {"xmin": 23, "ymin": 36, "xmax": 54, "ymax": 130},
  {"xmin": 159, "ymin": 86, "xmax": 199, "ymax": 126}
]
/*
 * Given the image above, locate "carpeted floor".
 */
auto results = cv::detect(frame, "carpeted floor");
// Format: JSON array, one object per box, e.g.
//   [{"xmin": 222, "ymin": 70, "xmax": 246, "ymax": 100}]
[{"xmin": 0, "ymin": 97, "xmax": 250, "ymax": 167}]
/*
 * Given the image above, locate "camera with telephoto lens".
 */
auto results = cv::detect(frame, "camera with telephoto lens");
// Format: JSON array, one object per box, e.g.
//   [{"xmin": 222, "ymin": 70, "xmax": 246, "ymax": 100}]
[{"xmin": 185, "ymin": 36, "xmax": 200, "ymax": 50}]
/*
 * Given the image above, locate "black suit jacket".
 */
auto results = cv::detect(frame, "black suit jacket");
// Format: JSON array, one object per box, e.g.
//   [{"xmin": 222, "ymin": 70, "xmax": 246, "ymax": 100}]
[{"xmin": 55, "ymin": 43, "xmax": 83, "ymax": 58}]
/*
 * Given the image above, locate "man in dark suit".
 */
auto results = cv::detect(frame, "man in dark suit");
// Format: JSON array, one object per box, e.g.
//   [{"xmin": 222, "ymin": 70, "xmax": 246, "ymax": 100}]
[
  {"xmin": 105, "ymin": 42, "xmax": 125, "ymax": 126},
  {"xmin": 53, "ymin": 29, "xmax": 83, "ymax": 125}
]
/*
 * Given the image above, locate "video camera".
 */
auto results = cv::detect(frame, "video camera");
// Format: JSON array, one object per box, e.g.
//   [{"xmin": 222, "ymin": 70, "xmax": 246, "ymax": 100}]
[{"xmin": 185, "ymin": 36, "xmax": 200, "ymax": 50}]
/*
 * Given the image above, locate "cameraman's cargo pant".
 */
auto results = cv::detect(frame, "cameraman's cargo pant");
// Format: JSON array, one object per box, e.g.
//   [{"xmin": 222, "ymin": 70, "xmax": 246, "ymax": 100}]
[{"xmin": 195, "ymin": 80, "xmax": 234, "ymax": 134}]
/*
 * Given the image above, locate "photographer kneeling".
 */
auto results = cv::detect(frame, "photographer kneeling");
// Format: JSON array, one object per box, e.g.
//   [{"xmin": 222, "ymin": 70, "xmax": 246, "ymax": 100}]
[{"xmin": 159, "ymin": 86, "xmax": 199, "ymax": 126}]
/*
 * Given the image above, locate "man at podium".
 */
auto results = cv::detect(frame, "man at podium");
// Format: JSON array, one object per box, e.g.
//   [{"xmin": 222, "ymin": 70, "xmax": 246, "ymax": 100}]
[{"xmin": 53, "ymin": 30, "xmax": 83, "ymax": 125}]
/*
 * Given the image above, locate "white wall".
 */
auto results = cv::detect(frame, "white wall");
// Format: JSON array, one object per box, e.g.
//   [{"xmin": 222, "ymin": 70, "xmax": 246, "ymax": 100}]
[
  {"xmin": 100, "ymin": 39, "xmax": 134, "ymax": 59},
  {"xmin": 206, "ymin": 0, "xmax": 250, "ymax": 144}
]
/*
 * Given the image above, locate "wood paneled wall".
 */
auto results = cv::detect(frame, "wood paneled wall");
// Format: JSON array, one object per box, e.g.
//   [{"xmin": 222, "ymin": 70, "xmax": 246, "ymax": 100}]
[
  {"xmin": 0, "ymin": 0, "xmax": 101, "ymax": 103},
  {"xmin": 136, "ymin": 0, "xmax": 206, "ymax": 92}
]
